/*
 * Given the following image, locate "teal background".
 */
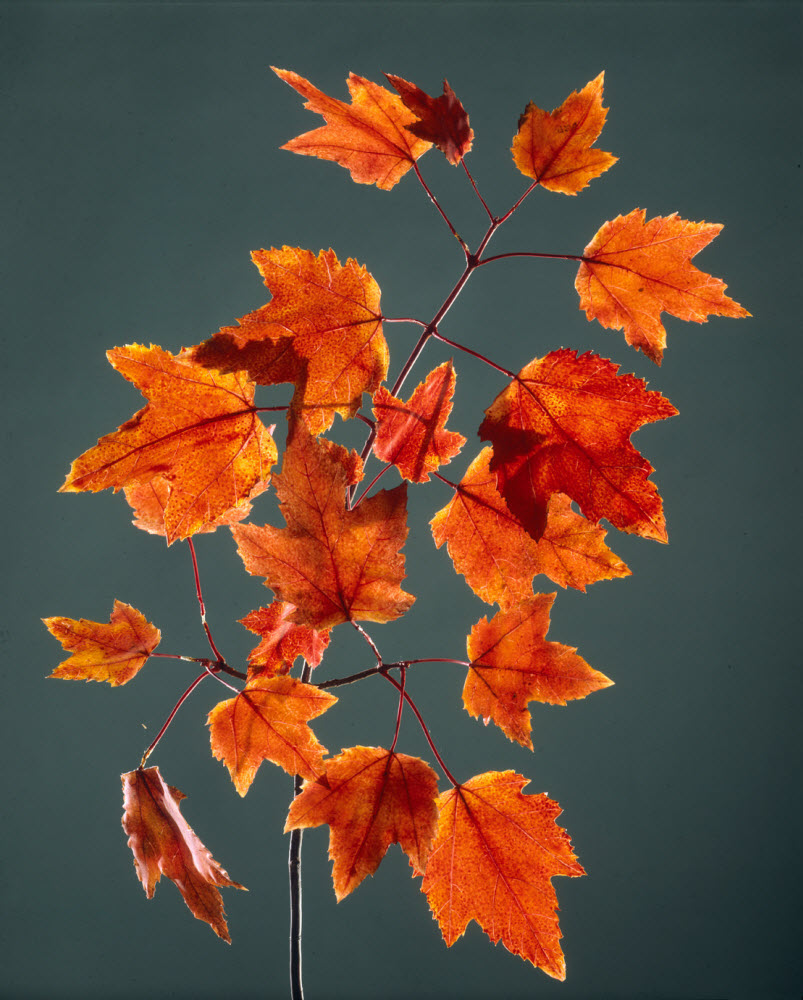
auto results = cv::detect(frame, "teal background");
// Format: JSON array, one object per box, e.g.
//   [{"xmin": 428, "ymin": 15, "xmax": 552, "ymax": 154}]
[{"xmin": 3, "ymin": 2, "xmax": 801, "ymax": 998}]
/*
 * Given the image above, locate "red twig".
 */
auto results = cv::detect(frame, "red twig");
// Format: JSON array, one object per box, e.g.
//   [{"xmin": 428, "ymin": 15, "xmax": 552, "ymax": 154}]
[
  {"xmin": 187, "ymin": 538, "xmax": 225, "ymax": 663},
  {"xmin": 139, "ymin": 670, "xmax": 210, "ymax": 767},
  {"xmin": 382, "ymin": 671, "xmax": 458, "ymax": 787}
]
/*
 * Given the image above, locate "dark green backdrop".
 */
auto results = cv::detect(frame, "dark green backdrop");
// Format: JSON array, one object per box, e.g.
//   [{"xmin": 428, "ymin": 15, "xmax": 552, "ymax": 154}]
[{"xmin": 4, "ymin": 2, "xmax": 801, "ymax": 998}]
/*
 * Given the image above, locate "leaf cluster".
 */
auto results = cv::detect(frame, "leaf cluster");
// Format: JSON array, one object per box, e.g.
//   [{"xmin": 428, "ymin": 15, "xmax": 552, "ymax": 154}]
[{"xmin": 45, "ymin": 68, "xmax": 747, "ymax": 983}]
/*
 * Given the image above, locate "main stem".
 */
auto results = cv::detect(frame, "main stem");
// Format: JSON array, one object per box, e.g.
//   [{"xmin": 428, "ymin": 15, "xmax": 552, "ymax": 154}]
[{"xmin": 289, "ymin": 661, "xmax": 312, "ymax": 1000}]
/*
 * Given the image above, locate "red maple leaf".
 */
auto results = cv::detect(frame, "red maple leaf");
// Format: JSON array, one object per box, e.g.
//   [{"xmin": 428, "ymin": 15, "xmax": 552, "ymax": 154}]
[
  {"xmin": 431, "ymin": 447, "xmax": 630, "ymax": 605},
  {"xmin": 239, "ymin": 602, "xmax": 330, "ymax": 680},
  {"xmin": 385, "ymin": 75, "xmax": 473, "ymax": 165},
  {"xmin": 372, "ymin": 361, "xmax": 466, "ymax": 483},
  {"xmin": 480, "ymin": 349, "xmax": 678, "ymax": 542}
]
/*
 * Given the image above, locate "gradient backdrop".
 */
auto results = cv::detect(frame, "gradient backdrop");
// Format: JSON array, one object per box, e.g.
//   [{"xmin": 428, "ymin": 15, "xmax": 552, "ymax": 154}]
[{"xmin": 3, "ymin": 3, "xmax": 801, "ymax": 998}]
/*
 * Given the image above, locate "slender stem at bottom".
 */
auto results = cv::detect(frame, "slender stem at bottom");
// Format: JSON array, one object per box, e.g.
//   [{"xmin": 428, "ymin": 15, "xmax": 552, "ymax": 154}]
[{"xmin": 289, "ymin": 661, "xmax": 312, "ymax": 1000}]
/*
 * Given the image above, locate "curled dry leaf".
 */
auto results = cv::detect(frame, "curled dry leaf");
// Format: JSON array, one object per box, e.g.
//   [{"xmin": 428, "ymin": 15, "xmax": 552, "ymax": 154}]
[
  {"xmin": 465, "ymin": 594, "xmax": 612, "ymax": 748},
  {"xmin": 511, "ymin": 73, "xmax": 617, "ymax": 194},
  {"xmin": 44, "ymin": 599, "xmax": 160, "ymax": 686},
  {"xmin": 273, "ymin": 67, "xmax": 431, "ymax": 189},
  {"xmin": 59, "ymin": 345, "xmax": 277, "ymax": 543},
  {"xmin": 480, "ymin": 349, "xmax": 678, "ymax": 543},
  {"xmin": 421, "ymin": 771, "xmax": 585, "ymax": 980},
  {"xmin": 286, "ymin": 746, "xmax": 439, "ymax": 900},
  {"xmin": 576, "ymin": 208, "xmax": 750, "ymax": 363},
  {"xmin": 121, "ymin": 766, "xmax": 246, "ymax": 943}
]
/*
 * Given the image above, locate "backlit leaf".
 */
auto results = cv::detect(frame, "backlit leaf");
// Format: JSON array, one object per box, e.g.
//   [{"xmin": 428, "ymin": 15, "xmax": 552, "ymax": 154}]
[
  {"xmin": 465, "ymin": 594, "xmax": 612, "ymax": 748},
  {"xmin": 44, "ymin": 600, "xmax": 160, "ymax": 686},
  {"xmin": 273, "ymin": 67, "xmax": 431, "ymax": 190},
  {"xmin": 191, "ymin": 247, "xmax": 387, "ymax": 435},
  {"xmin": 511, "ymin": 73, "xmax": 617, "ymax": 194},
  {"xmin": 208, "ymin": 675, "xmax": 337, "ymax": 796},
  {"xmin": 286, "ymin": 746, "xmax": 439, "ymax": 900},
  {"xmin": 60, "ymin": 345, "xmax": 277, "ymax": 543},
  {"xmin": 372, "ymin": 361, "xmax": 466, "ymax": 483},
  {"xmin": 385, "ymin": 75, "xmax": 473, "ymax": 165},
  {"xmin": 576, "ymin": 209, "xmax": 750, "ymax": 363},
  {"xmin": 232, "ymin": 426, "xmax": 415, "ymax": 629},
  {"xmin": 421, "ymin": 771, "xmax": 585, "ymax": 980},
  {"xmin": 239, "ymin": 602, "xmax": 330, "ymax": 680},
  {"xmin": 480, "ymin": 349, "xmax": 678, "ymax": 542},
  {"xmin": 431, "ymin": 447, "xmax": 630, "ymax": 605}
]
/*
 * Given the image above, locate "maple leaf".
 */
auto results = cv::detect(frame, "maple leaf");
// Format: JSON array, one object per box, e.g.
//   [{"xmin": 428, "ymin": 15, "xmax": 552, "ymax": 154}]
[
  {"xmin": 60, "ymin": 345, "xmax": 277, "ymax": 544},
  {"xmin": 44, "ymin": 600, "xmax": 160, "ymax": 686},
  {"xmin": 285, "ymin": 746, "xmax": 439, "ymax": 900},
  {"xmin": 479, "ymin": 349, "xmax": 678, "ymax": 543},
  {"xmin": 431, "ymin": 447, "xmax": 630, "ymax": 605},
  {"xmin": 208, "ymin": 676, "xmax": 337, "ymax": 796},
  {"xmin": 121, "ymin": 766, "xmax": 246, "ymax": 942},
  {"xmin": 372, "ymin": 361, "xmax": 466, "ymax": 483},
  {"xmin": 273, "ymin": 67, "xmax": 432, "ymax": 190},
  {"xmin": 239, "ymin": 601, "xmax": 330, "ymax": 680},
  {"xmin": 125, "ymin": 474, "xmax": 271, "ymax": 538},
  {"xmin": 232, "ymin": 426, "xmax": 415, "ymax": 629},
  {"xmin": 511, "ymin": 73, "xmax": 617, "ymax": 195},
  {"xmin": 385, "ymin": 75, "xmax": 473, "ymax": 165},
  {"xmin": 575, "ymin": 208, "xmax": 750, "ymax": 363},
  {"xmin": 191, "ymin": 247, "xmax": 387, "ymax": 435},
  {"xmin": 464, "ymin": 594, "xmax": 612, "ymax": 748},
  {"xmin": 420, "ymin": 771, "xmax": 585, "ymax": 980}
]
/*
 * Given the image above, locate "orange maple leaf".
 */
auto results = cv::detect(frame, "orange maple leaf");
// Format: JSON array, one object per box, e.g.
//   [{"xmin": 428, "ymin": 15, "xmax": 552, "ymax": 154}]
[
  {"xmin": 273, "ymin": 67, "xmax": 432, "ymax": 190},
  {"xmin": 191, "ymin": 247, "xmax": 387, "ymax": 435},
  {"xmin": 479, "ymin": 349, "xmax": 678, "ymax": 543},
  {"xmin": 125, "ymin": 474, "xmax": 271, "ymax": 538},
  {"xmin": 207, "ymin": 675, "xmax": 337, "ymax": 796},
  {"xmin": 44, "ymin": 600, "xmax": 160, "ymax": 686},
  {"xmin": 420, "ymin": 771, "xmax": 585, "ymax": 980},
  {"xmin": 285, "ymin": 746, "xmax": 439, "ymax": 900},
  {"xmin": 385, "ymin": 75, "xmax": 473, "ymax": 165},
  {"xmin": 576, "ymin": 208, "xmax": 750, "ymax": 363},
  {"xmin": 232, "ymin": 427, "xmax": 415, "ymax": 629},
  {"xmin": 60, "ymin": 345, "xmax": 277, "ymax": 543},
  {"xmin": 239, "ymin": 601, "xmax": 330, "ymax": 680},
  {"xmin": 431, "ymin": 447, "xmax": 630, "ymax": 605},
  {"xmin": 511, "ymin": 73, "xmax": 617, "ymax": 195},
  {"xmin": 121, "ymin": 766, "xmax": 246, "ymax": 942},
  {"xmin": 372, "ymin": 361, "xmax": 466, "ymax": 483},
  {"xmin": 464, "ymin": 594, "xmax": 612, "ymax": 748}
]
